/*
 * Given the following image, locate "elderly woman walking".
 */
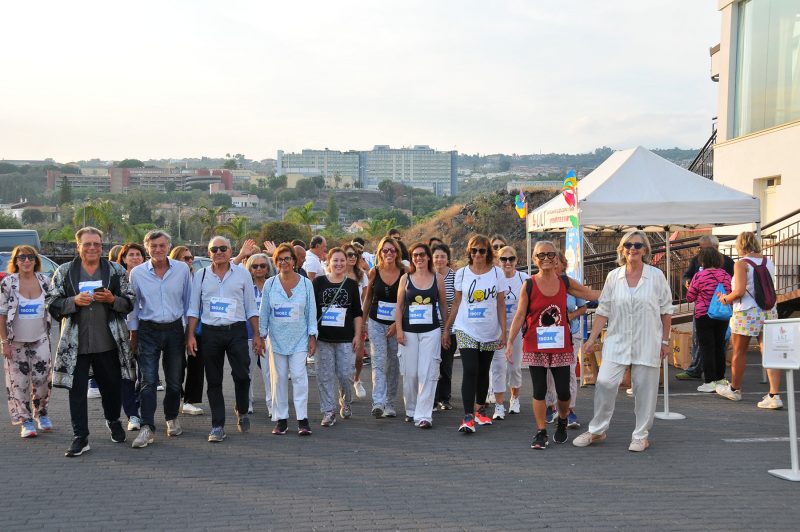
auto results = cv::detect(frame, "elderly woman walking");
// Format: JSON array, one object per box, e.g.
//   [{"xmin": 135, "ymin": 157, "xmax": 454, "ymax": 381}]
[{"xmin": 573, "ymin": 230, "xmax": 673, "ymax": 452}]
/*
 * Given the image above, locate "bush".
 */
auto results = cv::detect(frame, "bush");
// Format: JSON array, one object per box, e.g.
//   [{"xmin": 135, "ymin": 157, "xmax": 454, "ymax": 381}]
[{"xmin": 258, "ymin": 221, "xmax": 309, "ymax": 246}]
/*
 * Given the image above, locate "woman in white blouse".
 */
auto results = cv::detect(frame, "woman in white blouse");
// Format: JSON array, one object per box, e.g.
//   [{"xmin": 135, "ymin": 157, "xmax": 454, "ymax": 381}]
[{"xmin": 573, "ymin": 230, "xmax": 673, "ymax": 452}]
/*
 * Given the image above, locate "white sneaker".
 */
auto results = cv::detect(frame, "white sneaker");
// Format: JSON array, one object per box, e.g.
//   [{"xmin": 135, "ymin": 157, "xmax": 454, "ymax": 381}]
[
  {"xmin": 132, "ymin": 426, "xmax": 154, "ymax": 448},
  {"xmin": 628, "ymin": 438, "xmax": 650, "ymax": 452},
  {"xmin": 166, "ymin": 418, "xmax": 183, "ymax": 436},
  {"xmin": 127, "ymin": 416, "xmax": 142, "ymax": 431},
  {"xmin": 87, "ymin": 387, "xmax": 101, "ymax": 399},
  {"xmin": 354, "ymin": 380, "xmax": 367, "ymax": 400},
  {"xmin": 486, "ymin": 391, "xmax": 495, "ymax": 404},
  {"xmin": 492, "ymin": 404, "xmax": 505, "ymax": 420},
  {"xmin": 181, "ymin": 403, "xmax": 204, "ymax": 416},
  {"xmin": 697, "ymin": 382, "xmax": 717, "ymax": 393},
  {"xmin": 716, "ymin": 383, "xmax": 742, "ymax": 401},
  {"xmin": 757, "ymin": 394, "xmax": 784, "ymax": 410},
  {"xmin": 157, "ymin": 384, "xmax": 165, "ymax": 392},
  {"xmin": 508, "ymin": 396, "xmax": 521, "ymax": 414}
]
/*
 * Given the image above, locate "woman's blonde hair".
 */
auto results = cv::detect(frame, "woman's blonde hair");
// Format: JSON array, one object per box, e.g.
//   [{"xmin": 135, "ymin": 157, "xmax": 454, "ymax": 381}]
[
  {"xmin": 616, "ymin": 230, "xmax": 652, "ymax": 266},
  {"xmin": 735, "ymin": 231, "xmax": 761, "ymax": 255},
  {"xmin": 7, "ymin": 245, "xmax": 41, "ymax": 273},
  {"xmin": 376, "ymin": 236, "xmax": 404, "ymax": 270}
]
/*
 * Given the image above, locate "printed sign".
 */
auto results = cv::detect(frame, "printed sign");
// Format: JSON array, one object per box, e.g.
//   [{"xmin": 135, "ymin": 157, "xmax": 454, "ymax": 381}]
[
  {"xmin": 78, "ymin": 280, "xmax": 102, "ymax": 294},
  {"xmin": 321, "ymin": 307, "xmax": 346, "ymax": 327},
  {"xmin": 763, "ymin": 319, "xmax": 800, "ymax": 370},
  {"xmin": 536, "ymin": 326, "xmax": 565, "ymax": 349}
]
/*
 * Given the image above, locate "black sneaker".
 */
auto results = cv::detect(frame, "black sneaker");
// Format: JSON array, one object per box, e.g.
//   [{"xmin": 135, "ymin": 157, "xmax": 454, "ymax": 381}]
[
  {"xmin": 237, "ymin": 415, "xmax": 250, "ymax": 433},
  {"xmin": 371, "ymin": 405, "xmax": 383, "ymax": 418},
  {"xmin": 404, "ymin": 415, "xmax": 414, "ymax": 423},
  {"xmin": 272, "ymin": 419, "xmax": 288, "ymax": 435},
  {"xmin": 554, "ymin": 417, "xmax": 568, "ymax": 444},
  {"xmin": 531, "ymin": 429, "xmax": 549, "ymax": 450},
  {"xmin": 298, "ymin": 418, "xmax": 312, "ymax": 436},
  {"xmin": 107, "ymin": 420, "xmax": 126, "ymax": 443},
  {"xmin": 65, "ymin": 436, "xmax": 90, "ymax": 457}
]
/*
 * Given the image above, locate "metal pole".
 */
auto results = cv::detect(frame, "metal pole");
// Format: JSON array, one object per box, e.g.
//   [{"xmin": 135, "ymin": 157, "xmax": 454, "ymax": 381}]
[
  {"xmin": 656, "ymin": 230, "xmax": 685, "ymax": 421},
  {"xmin": 768, "ymin": 369, "xmax": 800, "ymax": 481}
]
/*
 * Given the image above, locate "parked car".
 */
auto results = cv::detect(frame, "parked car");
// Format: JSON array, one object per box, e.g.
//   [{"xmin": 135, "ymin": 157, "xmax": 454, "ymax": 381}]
[
  {"xmin": 192, "ymin": 256, "xmax": 212, "ymax": 271},
  {"xmin": 0, "ymin": 252, "xmax": 59, "ymax": 282},
  {"xmin": 0, "ymin": 229, "xmax": 42, "ymax": 252}
]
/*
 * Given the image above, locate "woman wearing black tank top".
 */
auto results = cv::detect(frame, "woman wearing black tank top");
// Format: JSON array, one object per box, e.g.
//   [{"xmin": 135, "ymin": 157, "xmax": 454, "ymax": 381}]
[
  {"xmin": 362, "ymin": 236, "xmax": 407, "ymax": 419},
  {"xmin": 395, "ymin": 243, "xmax": 450, "ymax": 428}
]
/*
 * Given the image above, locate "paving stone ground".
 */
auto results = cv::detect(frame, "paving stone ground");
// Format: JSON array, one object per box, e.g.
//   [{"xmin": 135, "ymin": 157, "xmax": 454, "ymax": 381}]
[{"xmin": 1, "ymin": 348, "xmax": 799, "ymax": 531}]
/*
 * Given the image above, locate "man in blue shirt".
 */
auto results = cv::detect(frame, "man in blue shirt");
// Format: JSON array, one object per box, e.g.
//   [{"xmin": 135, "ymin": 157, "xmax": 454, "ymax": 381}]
[
  {"xmin": 128, "ymin": 230, "xmax": 192, "ymax": 449},
  {"xmin": 186, "ymin": 236, "xmax": 263, "ymax": 442}
]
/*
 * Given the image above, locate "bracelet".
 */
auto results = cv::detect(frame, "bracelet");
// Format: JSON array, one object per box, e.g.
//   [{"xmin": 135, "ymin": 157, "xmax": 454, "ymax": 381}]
[{"xmin": 661, "ymin": 340, "xmax": 670, "ymax": 346}]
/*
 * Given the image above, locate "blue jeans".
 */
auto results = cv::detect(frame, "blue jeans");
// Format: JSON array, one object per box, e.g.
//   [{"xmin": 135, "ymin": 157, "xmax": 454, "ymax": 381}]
[
  {"xmin": 369, "ymin": 319, "xmax": 399, "ymax": 409},
  {"xmin": 137, "ymin": 320, "xmax": 185, "ymax": 430}
]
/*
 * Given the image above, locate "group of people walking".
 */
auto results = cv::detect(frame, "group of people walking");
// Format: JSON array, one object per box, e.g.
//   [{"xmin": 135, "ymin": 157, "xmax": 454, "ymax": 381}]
[{"xmin": 0, "ymin": 224, "xmax": 781, "ymax": 456}]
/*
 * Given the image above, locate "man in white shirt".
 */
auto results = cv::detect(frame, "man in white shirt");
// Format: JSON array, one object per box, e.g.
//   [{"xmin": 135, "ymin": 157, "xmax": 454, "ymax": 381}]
[{"xmin": 302, "ymin": 235, "xmax": 327, "ymax": 280}]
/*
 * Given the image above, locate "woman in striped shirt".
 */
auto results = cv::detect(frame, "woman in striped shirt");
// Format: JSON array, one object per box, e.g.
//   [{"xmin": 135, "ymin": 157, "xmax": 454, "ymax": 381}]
[{"xmin": 432, "ymin": 243, "xmax": 456, "ymax": 410}]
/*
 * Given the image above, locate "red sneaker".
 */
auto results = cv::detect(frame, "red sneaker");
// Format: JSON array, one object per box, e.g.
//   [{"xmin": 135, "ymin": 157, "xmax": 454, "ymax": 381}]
[
  {"xmin": 458, "ymin": 415, "xmax": 476, "ymax": 433},
  {"xmin": 474, "ymin": 409, "xmax": 493, "ymax": 426}
]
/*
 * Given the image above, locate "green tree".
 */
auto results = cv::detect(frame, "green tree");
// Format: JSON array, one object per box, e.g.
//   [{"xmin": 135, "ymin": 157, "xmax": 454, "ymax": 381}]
[
  {"xmin": 164, "ymin": 181, "xmax": 177, "ymax": 193},
  {"xmin": 295, "ymin": 178, "xmax": 317, "ymax": 198},
  {"xmin": 284, "ymin": 201, "xmax": 322, "ymax": 233},
  {"xmin": 378, "ymin": 180, "xmax": 396, "ymax": 202},
  {"xmin": 190, "ymin": 205, "xmax": 230, "ymax": 241},
  {"xmin": 126, "ymin": 197, "xmax": 153, "ymax": 225},
  {"xmin": 21, "ymin": 208, "xmax": 45, "ymax": 225},
  {"xmin": 59, "ymin": 175, "xmax": 73, "ymax": 205},
  {"xmin": 326, "ymin": 194, "xmax": 339, "ymax": 228},
  {"xmin": 332, "ymin": 171, "xmax": 342, "ymax": 189},
  {"xmin": 0, "ymin": 212, "xmax": 22, "ymax": 229},
  {"xmin": 311, "ymin": 175, "xmax": 325, "ymax": 189},
  {"xmin": 223, "ymin": 159, "xmax": 238, "ymax": 170},
  {"xmin": 258, "ymin": 221, "xmax": 309, "ymax": 245},
  {"xmin": 361, "ymin": 218, "xmax": 395, "ymax": 239},
  {"xmin": 217, "ymin": 215, "xmax": 249, "ymax": 245},
  {"xmin": 72, "ymin": 200, "xmax": 129, "ymax": 242},
  {"xmin": 268, "ymin": 174, "xmax": 288, "ymax": 191},
  {"xmin": 211, "ymin": 193, "xmax": 232, "ymax": 207},
  {"xmin": 278, "ymin": 189, "xmax": 298, "ymax": 202},
  {"xmin": 117, "ymin": 159, "xmax": 144, "ymax": 168}
]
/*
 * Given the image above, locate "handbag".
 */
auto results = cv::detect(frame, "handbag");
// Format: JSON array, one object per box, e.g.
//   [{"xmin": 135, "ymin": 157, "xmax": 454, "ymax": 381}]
[{"xmin": 707, "ymin": 281, "xmax": 732, "ymax": 321}]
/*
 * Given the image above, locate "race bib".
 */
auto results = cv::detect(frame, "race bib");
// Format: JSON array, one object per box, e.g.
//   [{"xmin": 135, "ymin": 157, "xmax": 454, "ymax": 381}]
[
  {"xmin": 208, "ymin": 297, "xmax": 237, "ymax": 320},
  {"xmin": 408, "ymin": 304, "xmax": 433, "ymax": 325},
  {"xmin": 78, "ymin": 280, "xmax": 102, "ymax": 294},
  {"xmin": 18, "ymin": 302, "xmax": 44, "ymax": 320},
  {"xmin": 467, "ymin": 303, "xmax": 490, "ymax": 323},
  {"xmin": 272, "ymin": 303, "xmax": 300, "ymax": 323},
  {"xmin": 536, "ymin": 326, "xmax": 565, "ymax": 349},
  {"xmin": 505, "ymin": 302, "xmax": 516, "ymax": 319},
  {"xmin": 376, "ymin": 300, "xmax": 396, "ymax": 321},
  {"xmin": 321, "ymin": 306, "xmax": 346, "ymax": 327}
]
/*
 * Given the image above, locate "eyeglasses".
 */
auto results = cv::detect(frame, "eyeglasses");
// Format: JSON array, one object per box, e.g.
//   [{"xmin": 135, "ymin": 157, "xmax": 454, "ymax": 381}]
[
  {"xmin": 623, "ymin": 242, "xmax": 645, "ymax": 250},
  {"xmin": 470, "ymin": 248, "xmax": 487, "ymax": 256},
  {"xmin": 412, "ymin": 252, "xmax": 427, "ymax": 259},
  {"xmin": 276, "ymin": 256, "xmax": 293, "ymax": 264},
  {"xmin": 180, "ymin": 256, "xmax": 193, "ymax": 263},
  {"xmin": 16, "ymin": 254, "xmax": 36, "ymax": 262},
  {"xmin": 81, "ymin": 242, "xmax": 102, "ymax": 248},
  {"xmin": 209, "ymin": 246, "xmax": 229, "ymax": 253},
  {"xmin": 381, "ymin": 248, "xmax": 397, "ymax": 255},
  {"xmin": 346, "ymin": 252, "xmax": 359, "ymax": 258},
  {"xmin": 535, "ymin": 252, "xmax": 557, "ymax": 260},
  {"xmin": 492, "ymin": 244, "xmax": 504, "ymax": 250},
  {"xmin": 499, "ymin": 256, "xmax": 516, "ymax": 263},
  {"xmin": 250, "ymin": 263, "xmax": 268, "ymax": 270}
]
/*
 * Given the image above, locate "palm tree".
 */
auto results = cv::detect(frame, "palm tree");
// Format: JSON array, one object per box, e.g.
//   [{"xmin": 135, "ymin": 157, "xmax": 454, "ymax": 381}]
[
  {"xmin": 190, "ymin": 205, "xmax": 230, "ymax": 241},
  {"xmin": 72, "ymin": 199, "xmax": 130, "ymax": 243},
  {"xmin": 362, "ymin": 218, "xmax": 395, "ymax": 239},
  {"xmin": 216, "ymin": 215, "xmax": 249, "ymax": 245},
  {"xmin": 284, "ymin": 201, "xmax": 322, "ymax": 234}
]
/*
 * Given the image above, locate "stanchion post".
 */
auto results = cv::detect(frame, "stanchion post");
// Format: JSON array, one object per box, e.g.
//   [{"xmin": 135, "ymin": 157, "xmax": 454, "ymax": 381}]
[
  {"xmin": 768, "ymin": 369, "xmax": 800, "ymax": 481},
  {"xmin": 655, "ymin": 356, "xmax": 686, "ymax": 420}
]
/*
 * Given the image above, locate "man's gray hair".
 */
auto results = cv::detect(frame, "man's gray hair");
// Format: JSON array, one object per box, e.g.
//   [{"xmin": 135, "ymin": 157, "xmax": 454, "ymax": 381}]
[
  {"xmin": 310, "ymin": 235, "xmax": 326, "ymax": 249},
  {"xmin": 208, "ymin": 235, "xmax": 232, "ymax": 248},
  {"xmin": 698, "ymin": 234, "xmax": 719, "ymax": 248},
  {"xmin": 144, "ymin": 230, "xmax": 172, "ymax": 246}
]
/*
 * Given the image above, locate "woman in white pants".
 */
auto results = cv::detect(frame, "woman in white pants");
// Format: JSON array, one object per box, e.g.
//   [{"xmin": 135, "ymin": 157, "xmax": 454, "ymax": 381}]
[
  {"xmin": 490, "ymin": 246, "xmax": 529, "ymax": 420},
  {"xmin": 573, "ymin": 230, "xmax": 673, "ymax": 452},
  {"xmin": 246, "ymin": 254, "xmax": 273, "ymax": 416},
  {"xmin": 259, "ymin": 244, "xmax": 317, "ymax": 436},
  {"xmin": 395, "ymin": 243, "xmax": 449, "ymax": 428}
]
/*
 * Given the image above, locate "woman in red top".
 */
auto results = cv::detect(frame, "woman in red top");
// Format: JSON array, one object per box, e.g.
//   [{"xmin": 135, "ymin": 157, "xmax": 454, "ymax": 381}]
[{"xmin": 506, "ymin": 241, "xmax": 598, "ymax": 449}]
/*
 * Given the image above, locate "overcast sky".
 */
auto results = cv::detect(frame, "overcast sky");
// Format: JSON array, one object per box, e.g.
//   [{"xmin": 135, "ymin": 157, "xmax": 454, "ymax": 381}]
[{"xmin": 1, "ymin": 1, "xmax": 721, "ymax": 162}]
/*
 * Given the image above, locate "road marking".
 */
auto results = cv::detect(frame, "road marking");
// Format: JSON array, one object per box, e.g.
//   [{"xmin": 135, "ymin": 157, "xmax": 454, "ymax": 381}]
[
  {"xmin": 723, "ymin": 437, "xmax": 800, "ymax": 443},
  {"xmin": 664, "ymin": 391, "xmax": 800, "ymax": 397}
]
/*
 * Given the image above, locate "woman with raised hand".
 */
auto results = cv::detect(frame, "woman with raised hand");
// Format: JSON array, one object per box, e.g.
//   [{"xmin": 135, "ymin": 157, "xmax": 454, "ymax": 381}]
[
  {"xmin": 313, "ymin": 247, "xmax": 363, "ymax": 427},
  {"xmin": 444, "ymin": 234, "xmax": 506, "ymax": 434},
  {"xmin": 573, "ymin": 230, "xmax": 672, "ymax": 452},
  {"xmin": 245, "ymin": 253, "xmax": 274, "ymax": 417},
  {"xmin": 0, "ymin": 245, "xmax": 54, "ymax": 438},
  {"xmin": 116, "ymin": 242, "xmax": 146, "ymax": 432},
  {"xmin": 362, "ymin": 236, "xmax": 406, "ymax": 419},
  {"xmin": 260, "ymin": 244, "xmax": 317, "ymax": 436},
  {"xmin": 343, "ymin": 242, "xmax": 369, "ymax": 401},
  {"xmin": 395, "ymin": 243, "xmax": 449, "ymax": 428},
  {"xmin": 432, "ymin": 243, "xmax": 457, "ymax": 411},
  {"xmin": 492, "ymin": 245, "xmax": 530, "ymax": 420},
  {"xmin": 506, "ymin": 241, "xmax": 598, "ymax": 449}
]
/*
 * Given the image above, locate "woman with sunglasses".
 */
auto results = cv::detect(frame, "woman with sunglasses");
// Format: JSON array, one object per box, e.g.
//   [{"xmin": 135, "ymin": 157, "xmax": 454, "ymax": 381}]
[
  {"xmin": 573, "ymin": 230, "xmax": 672, "ymax": 452},
  {"xmin": 362, "ymin": 236, "xmax": 406, "ymax": 419},
  {"xmin": 506, "ymin": 241, "xmax": 598, "ymax": 449},
  {"xmin": 344, "ymin": 243, "xmax": 369, "ymax": 401},
  {"xmin": 432, "ymin": 243, "xmax": 456, "ymax": 410},
  {"xmin": 169, "ymin": 246, "xmax": 205, "ymax": 416},
  {"xmin": 395, "ymin": 243, "xmax": 449, "ymax": 428},
  {"xmin": 491, "ymin": 245, "xmax": 530, "ymax": 420},
  {"xmin": 444, "ymin": 234, "xmax": 506, "ymax": 433},
  {"xmin": 314, "ymin": 248, "xmax": 363, "ymax": 427},
  {"xmin": 246, "ymin": 253, "xmax": 274, "ymax": 417},
  {"xmin": 260, "ymin": 244, "xmax": 316, "ymax": 435},
  {"xmin": 116, "ymin": 243, "xmax": 146, "ymax": 432},
  {"xmin": 0, "ymin": 246, "xmax": 53, "ymax": 438}
]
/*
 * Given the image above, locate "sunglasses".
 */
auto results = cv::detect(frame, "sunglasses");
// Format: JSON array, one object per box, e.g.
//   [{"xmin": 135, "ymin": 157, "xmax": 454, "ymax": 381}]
[
  {"xmin": 276, "ymin": 256, "xmax": 293, "ymax": 264},
  {"xmin": 250, "ymin": 263, "xmax": 268, "ymax": 270},
  {"xmin": 180, "ymin": 256, "xmax": 193, "ymax": 262},
  {"xmin": 492, "ymin": 244, "xmax": 504, "ymax": 250},
  {"xmin": 16, "ymin": 254, "xmax": 37, "ymax": 262},
  {"xmin": 499, "ymin": 256, "xmax": 516, "ymax": 263},
  {"xmin": 381, "ymin": 248, "xmax": 397, "ymax": 255},
  {"xmin": 535, "ymin": 252, "xmax": 557, "ymax": 260},
  {"xmin": 209, "ymin": 246, "xmax": 229, "ymax": 253},
  {"xmin": 623, "ymin": 242, "xmax": 645, "ymax": 250},
  {"xmin": 470, "ymin": 248, "xmax": 487, "ymax": 256},
  {"xmin": 412, "ymin": 252, "xmax": 427, "ymax": 259},
  {"xmin": 346, "ymin": 252, "xmax": 360, "ymax": 258}
]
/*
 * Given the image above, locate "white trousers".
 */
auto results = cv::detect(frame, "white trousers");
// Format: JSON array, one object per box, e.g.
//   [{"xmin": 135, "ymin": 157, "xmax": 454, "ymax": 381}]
[
  {"xmin": 399, "ymin": 329, "xmax": 441, "ymax": 423},
  {"xmin": 269, "ymin": 350, "xmax": 308, "ymax": 421},
  {"xmin": 248, "ymin": 338, "xmax": 272, "ymax": 412},
  {"xmin": 546, "ymin": 334, "xmax": 581, "ymax": 408},
  {"xmin": 489, "ymin": 334, "xmax": 523, "ymax": 395},
  {"xmin": 587, "ymin": 360, "xmax": 660, "ymax": 441}
]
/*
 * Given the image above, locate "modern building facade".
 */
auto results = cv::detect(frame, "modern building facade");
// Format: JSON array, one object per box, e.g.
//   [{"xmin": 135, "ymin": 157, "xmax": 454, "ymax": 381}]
[{"xmin": 46, "ymin": 168, "xmax": 235, "ymax": 193}]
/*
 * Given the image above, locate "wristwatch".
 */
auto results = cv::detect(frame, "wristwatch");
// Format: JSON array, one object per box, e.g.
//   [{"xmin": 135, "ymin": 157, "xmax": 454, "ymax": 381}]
[{"xmin": 661, "ymin": 340, "xmax": 670, "ymax": 346}]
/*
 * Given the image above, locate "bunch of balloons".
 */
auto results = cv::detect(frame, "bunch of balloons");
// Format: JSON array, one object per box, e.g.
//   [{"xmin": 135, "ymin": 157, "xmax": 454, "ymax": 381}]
[{"xmin": 563, "ymin": 169, "xmax": 579, "ymax": 228}]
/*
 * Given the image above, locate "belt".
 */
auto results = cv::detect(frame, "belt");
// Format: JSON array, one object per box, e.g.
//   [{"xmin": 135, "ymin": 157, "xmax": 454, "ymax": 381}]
[
  {"xmin": 140, "ymin": 319, "xmax": 182, "ymax": 331},
  {"xmin": 202, "ymin": 322, "xmax": 246, "ymax": 331}
]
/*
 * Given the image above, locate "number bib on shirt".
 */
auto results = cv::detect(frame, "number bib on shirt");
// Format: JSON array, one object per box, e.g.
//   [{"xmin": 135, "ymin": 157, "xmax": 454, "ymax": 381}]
[
  {"xmin": 78, "ymin": 280, "xmax": 102, "ymax": 294},
  {"xmin": 321, "ymin": 307, "xmax": 346, "ymax": 327},
  {"xmin": 209, "ymin": 297, "xmax": 237, "ymax": 320},
  {"xmin": 505, "ymin": 302, "xmax": 516, "ymax": 320},
  {"xmin": 18, "ymin": 301, "xmax": 44, "ymax": 320},
  {"xmin": 272, "ymin": 303, "xmax": 300, "ymax": 323},
  {"xmin": 408, "ymin": 304, "xmax": 433, "ymax": 325},
  {"xmin": 376, "ymin": 300, "xmax": 396, "ymax": 321},
  {"xmin": 536, "ymin": 326, "xmax": 565, "ymax": 349},
  {"xmin": 467, "ymin": 303, "xmax": 491, "ymax": 323}
]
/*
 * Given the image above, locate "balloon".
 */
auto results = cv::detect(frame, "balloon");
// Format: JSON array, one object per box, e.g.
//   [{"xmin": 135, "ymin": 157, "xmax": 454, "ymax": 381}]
[
  {"xmin": 515, "ymin": 206, "xmax": 526, "ymax": 219},
  {"xmin": 562, "ymin": 189, "xmax": 576, "ymax": 207}
]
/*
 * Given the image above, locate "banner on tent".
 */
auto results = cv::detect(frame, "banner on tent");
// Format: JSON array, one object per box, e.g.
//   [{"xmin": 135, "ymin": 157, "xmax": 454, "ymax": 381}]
[
  {"xmin": 528, "ymin": 205, "xmax": 577, "ymax": 232},
  {"xmin": 565, "ymin": 227, "xmax": 583, "ymax": 282}
]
